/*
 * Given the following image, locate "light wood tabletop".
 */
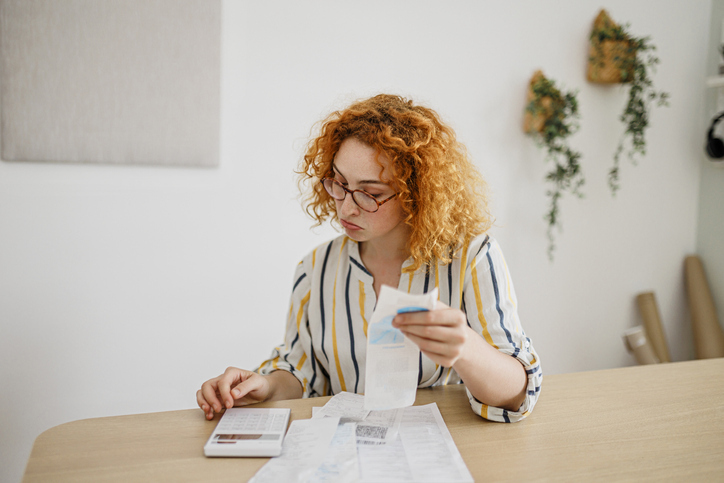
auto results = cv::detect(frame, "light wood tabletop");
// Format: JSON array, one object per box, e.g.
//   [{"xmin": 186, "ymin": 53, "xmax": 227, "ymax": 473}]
[{"xmin": 22, "ymin": 358, "xmax": 724, "ymax": 482}]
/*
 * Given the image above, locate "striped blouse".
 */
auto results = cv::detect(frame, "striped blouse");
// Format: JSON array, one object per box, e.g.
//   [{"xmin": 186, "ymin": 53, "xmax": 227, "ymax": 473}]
[{"xmin": 256, "ymin": 234, "xmax": 542, "ymax": 423}]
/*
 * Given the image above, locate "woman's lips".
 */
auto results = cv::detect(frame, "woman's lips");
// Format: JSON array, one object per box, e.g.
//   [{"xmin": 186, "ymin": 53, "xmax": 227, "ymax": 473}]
[{"xmin": 340, "ymin": 219, "xmax": 362, "ymax": 231}]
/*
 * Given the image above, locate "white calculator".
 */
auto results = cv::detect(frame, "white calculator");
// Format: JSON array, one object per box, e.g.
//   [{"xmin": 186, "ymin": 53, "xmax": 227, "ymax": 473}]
[{"xmin": 203, "ymin": 407, "xmax": 291, "ymax": 457}]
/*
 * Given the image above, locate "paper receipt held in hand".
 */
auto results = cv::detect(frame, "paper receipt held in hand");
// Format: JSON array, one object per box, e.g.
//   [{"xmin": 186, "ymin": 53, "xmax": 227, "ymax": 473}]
[{"xmin": 363, "ymin": 285, "xmax": 438, "ymax": 410}]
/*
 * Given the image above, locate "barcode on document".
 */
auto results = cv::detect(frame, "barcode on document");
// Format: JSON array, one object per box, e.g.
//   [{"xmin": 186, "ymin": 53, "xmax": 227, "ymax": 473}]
[{"xmin": 356, "ymin": 425, "xmax": 388, "ymax": 439}]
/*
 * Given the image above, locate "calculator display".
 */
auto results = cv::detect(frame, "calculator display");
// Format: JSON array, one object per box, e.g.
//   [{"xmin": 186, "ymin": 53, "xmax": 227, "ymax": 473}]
[{"xmin": 215, "ymin": 433, "xmax": 280, "ymax": 441}]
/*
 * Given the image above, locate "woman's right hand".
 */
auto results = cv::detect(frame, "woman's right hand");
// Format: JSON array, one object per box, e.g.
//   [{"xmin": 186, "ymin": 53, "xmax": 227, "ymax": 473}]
[{"xmin": 196, "ymin": 367, "xmax": 272, "ymax": 420}]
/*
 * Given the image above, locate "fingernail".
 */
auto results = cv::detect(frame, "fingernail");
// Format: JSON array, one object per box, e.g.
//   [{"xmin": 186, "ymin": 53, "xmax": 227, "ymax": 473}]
[{"xmin": 232, "ymin": 389, "xmax": 240, "ymax": 398}]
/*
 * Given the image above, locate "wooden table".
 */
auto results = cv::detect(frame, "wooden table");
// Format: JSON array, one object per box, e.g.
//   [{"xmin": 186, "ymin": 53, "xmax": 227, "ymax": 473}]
[{"xmin": 23, "ymin": 358, "xmax": 724, "ymax": 482}]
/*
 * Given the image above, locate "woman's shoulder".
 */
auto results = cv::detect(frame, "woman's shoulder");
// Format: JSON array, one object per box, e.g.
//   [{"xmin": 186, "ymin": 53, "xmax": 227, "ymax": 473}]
[
  {"xmin": 464, "ymin": 232, "xmax": 493, "ymax": 253},
  {"xmin": 461, "ymin": 233, "xmax": 509, "ymax": 264},
  {"xmin": 297, "ymin": 234, "xmax": 353, "ymax": 267}
]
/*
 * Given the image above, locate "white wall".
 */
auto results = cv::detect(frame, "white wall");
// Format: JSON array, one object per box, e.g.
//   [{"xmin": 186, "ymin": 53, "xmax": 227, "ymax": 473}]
[
  {"xmin": 699, "ymin": 0, "xmax": 724, "ymax": 328},
  {"xmin": 0, "ymin": 1, "xmax": 712, "ymax": 481}
]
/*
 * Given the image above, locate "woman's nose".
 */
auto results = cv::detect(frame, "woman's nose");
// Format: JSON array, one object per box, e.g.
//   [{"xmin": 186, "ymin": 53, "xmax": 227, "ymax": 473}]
[{"xmin": 338, "ymin": 193, "xmax": 359, "ymax": 216}]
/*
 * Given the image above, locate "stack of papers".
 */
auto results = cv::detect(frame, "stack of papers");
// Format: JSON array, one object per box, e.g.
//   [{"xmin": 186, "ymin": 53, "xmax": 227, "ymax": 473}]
[{"xmin": 249, "ymin": 392, "xmax": 473, "ymax": 483}]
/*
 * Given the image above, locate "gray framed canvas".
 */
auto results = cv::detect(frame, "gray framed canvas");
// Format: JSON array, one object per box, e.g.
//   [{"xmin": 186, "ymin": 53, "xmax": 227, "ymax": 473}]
[{"xmin": 0, "ymin": 0, "xmax": 221, "ymax": 167}]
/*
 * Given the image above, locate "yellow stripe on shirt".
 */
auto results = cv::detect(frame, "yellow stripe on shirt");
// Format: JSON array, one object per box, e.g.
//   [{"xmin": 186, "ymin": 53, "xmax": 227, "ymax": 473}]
[
  {"xmin": 297, "ymin": 291, "xmax": 311, "ymax": 331},
  {"xmin": 296, "ymin": 353, "xmax": 307, "ymax": 370},
  {"xmin": 500, "ymin": 249, "xmax": 517, "ymax": 309},
  {"xmin": 459, "ymin": 242, "xmax": 468, "ymax": 308},
  {"xmin": 331, "ymin": 237, "xmax": 348, "ymax": 392},
  {"xmin": 435, "ymin": 259, "xmax": 440, "ymax": 290},
  {"xmin": 471, "ymin": 262, "xmax": 497, "ymax": 348},
  {"xmin": 359, "ymin": 280, "xmax": 368, "ymax": 337}
]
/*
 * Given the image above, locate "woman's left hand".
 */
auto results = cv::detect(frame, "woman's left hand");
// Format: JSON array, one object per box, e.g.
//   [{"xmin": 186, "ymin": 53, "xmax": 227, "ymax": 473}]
[{"xmin": 391, "ymin": 301, "xmax": 470, "ymax": 367}]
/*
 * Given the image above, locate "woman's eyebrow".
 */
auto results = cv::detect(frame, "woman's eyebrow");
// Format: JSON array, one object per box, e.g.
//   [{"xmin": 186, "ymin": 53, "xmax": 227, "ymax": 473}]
[{"xmin": 332, "ymin": 165, "xmax": 389, "ymax": 186}]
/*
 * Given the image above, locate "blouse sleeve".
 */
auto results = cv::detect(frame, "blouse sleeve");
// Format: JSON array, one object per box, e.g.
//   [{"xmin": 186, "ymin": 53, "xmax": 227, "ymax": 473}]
[
  {"xmin": 462, "ymin": 237, "xmax": 542, "ymax": 422},
  {"xmin": 255, "ymin": 258, "xmax": 328, "ymax": 398}
]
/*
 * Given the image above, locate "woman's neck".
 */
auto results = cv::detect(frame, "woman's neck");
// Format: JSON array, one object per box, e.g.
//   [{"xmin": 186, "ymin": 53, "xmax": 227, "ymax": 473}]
[
  {"xmin": 358, "ymin": 228, "xmax": 410, "ymax": 266},
  {"xmin": 358, "ymin": 229, "xmax": 411, "ymax": 296}
]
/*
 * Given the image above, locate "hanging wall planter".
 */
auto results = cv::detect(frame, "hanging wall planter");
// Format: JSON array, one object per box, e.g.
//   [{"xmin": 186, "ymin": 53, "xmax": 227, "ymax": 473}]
[
  {"xmin": 587, "ymin": 9, "xmax": 670, "ymax": 194},
  {"xmin": 524, "ymin": 70, "xmax": 584, "ymax": 260}
]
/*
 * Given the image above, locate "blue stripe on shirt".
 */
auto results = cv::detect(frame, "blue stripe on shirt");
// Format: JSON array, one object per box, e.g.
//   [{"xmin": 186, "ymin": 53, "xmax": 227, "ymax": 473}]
[
  {"xmin": 318, "ymin": 241, "xmax": 333, "ymax": 367},
  {"xmin": 349, "ymin": 256, "xmax": 371, "ymax": 276},
  {"xmin": 308, "ymin": 327, "xmax": 318, "ymax": 394},
  {"xmin": 293, "ymin": 272, "xmax": 307, "ymax": 291},
  {"xmin": 344, "ymin": 266, "xmax": 360, "ymax": 393},
  {"xmin": 447, "ymin": 261, "xmax": 453, "ymax": 306},
  {"xmin": 417, "ymin": 352, "xmax": 423, "ymax": 386},
  {"xmin": 486, "ymin": 250, "xmax": 517, "ymax": 354}
]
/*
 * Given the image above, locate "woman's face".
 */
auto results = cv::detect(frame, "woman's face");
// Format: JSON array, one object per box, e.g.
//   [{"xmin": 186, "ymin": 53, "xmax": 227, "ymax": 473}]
[{"xmin": 331, "ymin": 138, "xmax": 408, "ymax": 246}]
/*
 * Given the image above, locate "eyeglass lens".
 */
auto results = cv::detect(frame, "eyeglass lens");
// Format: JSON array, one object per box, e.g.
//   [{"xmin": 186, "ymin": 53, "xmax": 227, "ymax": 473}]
[{"xmin": 323, "ymin": 178, "xmax": 379, "ymax": 212}]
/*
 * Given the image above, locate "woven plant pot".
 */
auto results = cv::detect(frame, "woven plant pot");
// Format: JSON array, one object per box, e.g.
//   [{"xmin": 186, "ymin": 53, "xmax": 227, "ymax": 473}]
[
  {"xmin": 587, "ymin": 10, "xmax": 636, "ymax": 84},
  {"xmin": 523, "ymin": 70, "xmax": 555, "ymax": 133}
]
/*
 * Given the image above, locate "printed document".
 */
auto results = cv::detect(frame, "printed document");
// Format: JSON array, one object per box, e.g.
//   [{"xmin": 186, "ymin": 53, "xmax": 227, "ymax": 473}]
[
  {"xmin": 313, "ymin": 392, "xmax": 402, "ymax": 445},
  {"xmin": 249, "ymin": 416, "xmax": 340, "ymax": 483},
  {"xmin": 303, "ymin": 393, "xmax": 473, "ymax": 482},
  {"xmin": 364, "ymin": 285, "xmax": 438, "ymax": 410}
]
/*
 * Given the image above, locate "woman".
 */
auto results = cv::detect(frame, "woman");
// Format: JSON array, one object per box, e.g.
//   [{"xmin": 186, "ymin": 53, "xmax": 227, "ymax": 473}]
[{"xmin": 197, "ymin": 94, "xmax": 541, "ymax": 423}]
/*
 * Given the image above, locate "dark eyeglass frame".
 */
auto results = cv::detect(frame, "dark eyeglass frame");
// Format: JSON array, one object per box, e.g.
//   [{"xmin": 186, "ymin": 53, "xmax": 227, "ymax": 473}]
[{"xmin": 321, "ymin": 177, "xmax": 397, "ymax": 213}]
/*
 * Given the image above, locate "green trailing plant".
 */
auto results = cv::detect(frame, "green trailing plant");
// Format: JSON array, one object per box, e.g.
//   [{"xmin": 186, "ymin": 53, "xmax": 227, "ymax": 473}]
[
  {"xmin": 524, "ymin": 71, "xmax": 584, "ymax": 260},
  {"xmin": 588, "ymin": 10, "xmax": 670, "ymax": 194}
]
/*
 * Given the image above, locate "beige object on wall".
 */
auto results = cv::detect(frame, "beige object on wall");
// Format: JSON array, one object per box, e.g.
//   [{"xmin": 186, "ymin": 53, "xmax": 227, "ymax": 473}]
[
  {"xmin": 684, "ymin": 255, "xmax": 724, "ymax": 359},
  {"xmin": 586, "ymin": 9, "xmax": 635, "ymax": 84},
  {"xmin": 523, "ymin": 70, "xmax": 554, "ymax": 134},
  {"xmin": 635, "ymin": 292, "xmax": 671, "ymax": 362},
  {"xmin": 0, "ymin": 0, "xmax": 221, "ymax": 167},
  {"xmin": 622, "ymin": 326, "xmax": 659, "ymax": 365}
]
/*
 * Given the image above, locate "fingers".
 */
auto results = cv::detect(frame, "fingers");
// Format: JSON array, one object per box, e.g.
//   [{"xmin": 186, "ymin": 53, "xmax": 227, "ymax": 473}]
[
  {"xmin": 403, "ymin": 331, "xmax": 465, "ymax": 367},
  {"xmin": 197, "ymin": 388, "xmax": 218, "ymax": 420},
  {"xmin": 393, "ymin": 306, "xmax": 468, "ymax": 367},
  {"xmin": 230, "ymin": 374, "xmax": 268, "ymax": 405},
  {"xmin": 402, "ymin": 328, "xmax": 465, "ymax": 356},
  {"xmin": 216, "ymin": 367, "xmax": 241, "ymax": 409},
  {"xmin": 394, "ymin": 307, "xmax": 464, "ymax": 328},
  {"xmin": 398, "ymin": 323, "xmax": 466, "ymax": 345},
  {"xmin": 197, "ymin": 367, "xmax": 252, "ymax": 420},
  {"xmin": 199, "ymin": 378, "xmax": 223, "ymax": 416}
]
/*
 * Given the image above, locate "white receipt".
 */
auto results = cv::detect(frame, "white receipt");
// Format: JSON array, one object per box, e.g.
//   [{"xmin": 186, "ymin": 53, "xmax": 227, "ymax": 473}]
[
  {"xmin": 364, "ymin": 285, "xmax": 438, "ymax": 410},
  {"xmin": 249, "ymin": 416, "xmax": 340, "ymax": 483},
  {"xmin": 397, "ymin": 404, "xmax": 473, "ymax": 483},
  {"xmin": 262, "ymin": 401, "xmax": 472, "ymax": 483},
  {"xmin": 313, "ymin": 391, "xmax": 370, "ymax": 421},
  {"xmin": 311, "ymin": 422, "xmax": 360, "ymax": 483},
  {"xmin": 313, "ymin": 393, "xmax": 402, "ymax": 445},
  {"xmin": 358, "ymin": 403, "xmax": 473, "ymax": 483}
]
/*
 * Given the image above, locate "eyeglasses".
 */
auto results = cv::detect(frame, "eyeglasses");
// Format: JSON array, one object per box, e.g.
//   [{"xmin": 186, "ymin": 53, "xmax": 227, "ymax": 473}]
[{"xmin": 321, "ymin": 177, "xmax": 397, "ymax": 213}]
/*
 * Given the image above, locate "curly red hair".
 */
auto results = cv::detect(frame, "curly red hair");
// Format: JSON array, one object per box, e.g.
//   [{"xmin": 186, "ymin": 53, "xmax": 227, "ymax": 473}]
[{"xmin": 298, "ymin": 94, "xmax": 492, "ymax": 272}]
